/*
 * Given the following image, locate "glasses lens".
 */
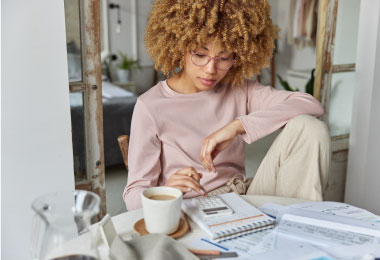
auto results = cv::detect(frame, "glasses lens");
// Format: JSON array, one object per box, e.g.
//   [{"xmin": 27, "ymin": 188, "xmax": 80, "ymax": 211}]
[
  {"xmin": 191, "ymin": 52, "xmax": 235, "ymax": 70},
  {"xmin": 191, "ymin": 53, "xmax": 209, "ymax": 66},
  {"xmin": 216, "ymin": 59, "xmax": 234, "ymax": 70}
]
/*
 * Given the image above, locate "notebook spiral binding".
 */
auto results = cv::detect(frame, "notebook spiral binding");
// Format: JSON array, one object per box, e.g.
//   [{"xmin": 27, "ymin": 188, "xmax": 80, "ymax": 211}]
[{"xmin": 213, "ymin": 220, "xmax": 275, "ymax": 242}]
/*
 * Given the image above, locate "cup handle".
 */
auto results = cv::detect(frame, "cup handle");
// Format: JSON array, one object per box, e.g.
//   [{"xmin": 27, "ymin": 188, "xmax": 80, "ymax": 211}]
[{"xmin": 30, "ymin": 214, "xmax": 42, "ymax": 260}]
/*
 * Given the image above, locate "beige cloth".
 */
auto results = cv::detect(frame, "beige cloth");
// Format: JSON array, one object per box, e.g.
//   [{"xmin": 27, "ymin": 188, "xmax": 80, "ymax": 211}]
[
  {"xmin": 247, "ymin": 115, "xmax": 330, "ymax": 201},
  {"xmin": 207, "ymin": 175, "xmax": 253, "ymax": 196},
  {"xmin": 109, "ymin": 234, "xmax": 198, "ymax": 260},
  {"xmin": 210, "ymin": 115, "xmax": 330, "ymax": 201}
]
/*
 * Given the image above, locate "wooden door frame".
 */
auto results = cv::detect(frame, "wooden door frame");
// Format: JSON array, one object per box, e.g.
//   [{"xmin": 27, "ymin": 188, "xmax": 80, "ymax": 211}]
[
  {"xmin": 68, "ymin": 0, "xmax": 106, "ymax": 217},
  {"xmin": 314, "ymin": 0, "xmax": 356, "ymax": 151}
]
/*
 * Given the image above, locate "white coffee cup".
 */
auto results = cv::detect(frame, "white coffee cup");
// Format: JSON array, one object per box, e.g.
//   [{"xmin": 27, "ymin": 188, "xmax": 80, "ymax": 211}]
[{"xmin": 141, "ymin": 186, "xmax": 183, "ymax": 234}]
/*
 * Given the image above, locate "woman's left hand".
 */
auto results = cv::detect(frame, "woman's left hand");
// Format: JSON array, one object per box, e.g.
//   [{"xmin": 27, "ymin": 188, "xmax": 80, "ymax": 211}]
[{"xmin": 200, "ymin": 119, "xmax": 245, "ymax": 172}]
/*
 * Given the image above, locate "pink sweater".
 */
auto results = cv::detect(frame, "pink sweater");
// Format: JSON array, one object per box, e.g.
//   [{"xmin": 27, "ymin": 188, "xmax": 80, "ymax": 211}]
[{"xmin": 123, "ymin": 80, "xmax": 323, "ymax": 210}]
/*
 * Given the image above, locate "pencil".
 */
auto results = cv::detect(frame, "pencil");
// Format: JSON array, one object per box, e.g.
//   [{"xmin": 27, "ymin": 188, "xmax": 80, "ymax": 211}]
[{"xmin": 188, "ymin": 248, "xmax": 221, "ymax": 255}]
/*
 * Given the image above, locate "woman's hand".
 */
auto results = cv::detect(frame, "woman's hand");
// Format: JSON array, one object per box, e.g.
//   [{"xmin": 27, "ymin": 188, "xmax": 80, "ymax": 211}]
[
  {"xmin": 200, "ymin": 119, "xmax": 245, "ymax": 172},
  {"xmin": 165, "ymin": 167, "xmax": 207, "ymax": 196}
]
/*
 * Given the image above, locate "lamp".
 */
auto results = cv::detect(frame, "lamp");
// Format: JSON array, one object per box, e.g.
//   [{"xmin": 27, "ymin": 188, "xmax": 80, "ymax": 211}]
[{"xmin": 109, "ymin": 3, "xmax": 121, "ymax": 33}]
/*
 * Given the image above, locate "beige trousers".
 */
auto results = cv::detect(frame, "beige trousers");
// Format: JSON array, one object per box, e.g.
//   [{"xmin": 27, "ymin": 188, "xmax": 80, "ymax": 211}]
[{"xmin": 209, "ymin": 115, "xmax": 331, "ymax": 201}]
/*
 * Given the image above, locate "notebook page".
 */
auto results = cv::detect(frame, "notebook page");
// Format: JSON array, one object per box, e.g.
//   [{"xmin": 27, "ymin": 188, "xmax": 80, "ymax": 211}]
[{"xmin": 182, "ymin": 193, "xmax": 274, "ymax": 240}]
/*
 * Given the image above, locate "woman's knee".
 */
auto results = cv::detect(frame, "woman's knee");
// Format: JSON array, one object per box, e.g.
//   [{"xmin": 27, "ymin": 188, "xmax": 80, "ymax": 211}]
[{"xmin": 286, "ymin": 115, "xmax": 330, "ymax": 143}]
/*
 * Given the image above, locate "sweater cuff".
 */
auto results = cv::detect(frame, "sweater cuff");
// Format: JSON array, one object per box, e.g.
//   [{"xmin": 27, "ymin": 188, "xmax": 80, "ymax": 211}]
[{"xmin": 237, "ymin": 116, "xmax": 258, "ymax": 144}]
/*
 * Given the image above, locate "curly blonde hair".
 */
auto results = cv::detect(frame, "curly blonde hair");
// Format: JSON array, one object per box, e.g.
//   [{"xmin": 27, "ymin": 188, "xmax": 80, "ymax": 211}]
[{"xmin": 145, "ymin": 0, "xmax": 278, "ymax": 87}]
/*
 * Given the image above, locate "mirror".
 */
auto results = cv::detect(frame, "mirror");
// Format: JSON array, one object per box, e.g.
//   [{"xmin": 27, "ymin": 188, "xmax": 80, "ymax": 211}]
[
  {"xmin": 64, "ymin": 0, "xmax": 83, "ymax": 82},
  {"xmin": 100, "ymin": 0, "xmax": 110, "ymax": 61}
]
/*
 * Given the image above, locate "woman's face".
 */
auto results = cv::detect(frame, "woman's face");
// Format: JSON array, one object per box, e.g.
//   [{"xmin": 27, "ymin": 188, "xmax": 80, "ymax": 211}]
[{"xmin": 182, "ymin": 40, "xmax": 234, "ymax": 92}]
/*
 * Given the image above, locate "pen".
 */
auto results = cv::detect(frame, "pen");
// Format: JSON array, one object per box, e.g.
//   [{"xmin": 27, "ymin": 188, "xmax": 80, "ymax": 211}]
[{"xmin": 201, "ymin": 238, "xmax": 229, "ymax": 251}]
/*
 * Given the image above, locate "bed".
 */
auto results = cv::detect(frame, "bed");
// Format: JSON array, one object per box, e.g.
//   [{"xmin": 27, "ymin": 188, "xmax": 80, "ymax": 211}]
[{"xmin": 70, "ymin": 81, "xmax": 137, "ymax": 173}]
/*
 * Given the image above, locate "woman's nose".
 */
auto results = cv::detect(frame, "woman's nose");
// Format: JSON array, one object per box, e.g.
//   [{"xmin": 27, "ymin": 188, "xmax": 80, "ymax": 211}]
[{"xmin": 204, "ymin": 58, "xmax": 217, "ymax": 74}]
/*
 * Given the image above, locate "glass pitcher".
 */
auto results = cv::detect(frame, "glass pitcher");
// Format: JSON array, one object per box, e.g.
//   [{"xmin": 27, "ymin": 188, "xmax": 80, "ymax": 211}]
[{"xmin": 30, "ymin": 190, "xmax": 100, "ymax": 260}]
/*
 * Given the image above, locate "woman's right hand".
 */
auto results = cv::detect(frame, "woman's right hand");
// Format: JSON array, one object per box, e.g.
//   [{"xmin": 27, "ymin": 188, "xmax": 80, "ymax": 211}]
[{"xmin": 165, "ymin": 167, "xmax": 207, "ymax": 196}]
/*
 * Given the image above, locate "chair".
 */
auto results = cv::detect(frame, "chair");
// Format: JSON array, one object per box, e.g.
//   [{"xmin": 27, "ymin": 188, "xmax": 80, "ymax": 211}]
[{"xmin": 117, "ymin": 135, "xmax": 129, "ymax": 170}]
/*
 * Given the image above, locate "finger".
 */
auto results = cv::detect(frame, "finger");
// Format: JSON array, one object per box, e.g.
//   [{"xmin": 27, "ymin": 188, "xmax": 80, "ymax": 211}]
[
  {"xmin": 199, "ymin": 141, "xmax": 209, "ymax": 171},
  {"xmin": 175, "ymin": 186, "xmax": 207, "ymax": 196},
  {"xmin": 169, "ymin": 178, "xmax": 207, "ymax": 195},
  {"xmin": 186, "ymin": 171, "xmax": 202, "ymax": 182},
  {"xmin": 204, "ymin": 142, "xmax": 217, "ymax": 172},
  {"xmin": 202, "ymin": 140, "xmax": 216, "ymax": 172},
  {"xmin": 170, "ymin": 172, "xmax": 202, "ymax": 187},
  {"xmin": 200, "ymin": 140, "xmax": 214, "ymax": 171},
  {"xmin": 192, "ymin": 172, "xmax": 202, "ymax": 181},
  {"xmin": 176, "ymin": 167, "xmax": 202, "ymax": 181},
  {"xmin": 176, "ymin": 167, "xmax": 197, "ymax": 176},
  {"xmin": 172, "ymin": 169, "xmax": 205, "ymax": 192},
  {"xmin": 173, "ymin": 175, "xmax": 206, "ymax": 191},
  {"xmin": 168, "ymin": 180, "xmax": 208, "ymax": 197}
]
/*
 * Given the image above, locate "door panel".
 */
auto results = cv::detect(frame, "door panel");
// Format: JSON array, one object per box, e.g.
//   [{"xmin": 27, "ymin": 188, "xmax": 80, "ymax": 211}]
[
  {"xmin": 329, "ymin": 71, "xmax": 355, "ymax": 137},
  {"xmin": 64, "ymin": 0, "xmax": 106, "ymax": 217},
  {"xmin": 333, "ymin": 0, "xmax": 360, "ymax": 65}
]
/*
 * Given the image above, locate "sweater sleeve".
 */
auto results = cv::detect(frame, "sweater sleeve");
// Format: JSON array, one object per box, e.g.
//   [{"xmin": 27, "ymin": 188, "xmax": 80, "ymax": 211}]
[
  {"xmin": 123, "ymin": 99, "xmax": 162, "ymax": 210},
  {"xmin": 238, "ymin": 80, "xmax": 324, "ymax": 144}
]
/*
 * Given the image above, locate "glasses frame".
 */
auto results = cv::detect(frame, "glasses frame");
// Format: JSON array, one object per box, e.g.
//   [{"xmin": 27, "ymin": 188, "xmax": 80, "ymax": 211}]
[{"xmin": 190, "ymin": 51, "xmax": 236, "ymax": 70}]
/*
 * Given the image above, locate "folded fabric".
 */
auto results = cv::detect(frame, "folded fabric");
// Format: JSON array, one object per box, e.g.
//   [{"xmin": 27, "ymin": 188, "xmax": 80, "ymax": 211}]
[
  {"xmin": 109, "ymin": 234, "xmax": 198, "ymax": 260},
  {"xmin": 288, "ymin": 0, "xmax": 318, "ymax": 49}
]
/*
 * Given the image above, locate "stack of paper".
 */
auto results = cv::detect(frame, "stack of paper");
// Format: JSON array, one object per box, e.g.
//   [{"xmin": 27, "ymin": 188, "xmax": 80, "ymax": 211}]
[
  {"xmin": 185, "ymin": 201, "xmax": 380, "ymax": 259},
  {"xmin": 182, "ymin": 193, "xmax": 275, "ymax": 242}
]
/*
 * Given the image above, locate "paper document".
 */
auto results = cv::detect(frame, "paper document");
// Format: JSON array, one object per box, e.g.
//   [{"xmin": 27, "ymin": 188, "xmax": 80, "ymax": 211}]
[
  {"xmin": 259, "ymin": 203, "xmax": 287, "ymax": 219},
  {"xmin": 289, "ymin": 202, "xmax": 380, "ymax": 222},
  {"xmin": 275, "ymin": 210, "xmax": 380, "ymax": 248},
  {"xmin": 218, "ymin": 229, "xmax": 273, "ymax": 255},
  {"xmin": 259, "ymin": 201, "xmax": 380, "ymax": 222},
  {"xmin": 186, "ymin": 232, "xmax": 273, "ymax": 260}
]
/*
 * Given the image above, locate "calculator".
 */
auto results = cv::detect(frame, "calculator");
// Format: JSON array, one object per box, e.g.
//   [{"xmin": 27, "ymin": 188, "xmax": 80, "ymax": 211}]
[{"xmin": 194, "ymin": 195, "xmax": 234, "ymax": 218}]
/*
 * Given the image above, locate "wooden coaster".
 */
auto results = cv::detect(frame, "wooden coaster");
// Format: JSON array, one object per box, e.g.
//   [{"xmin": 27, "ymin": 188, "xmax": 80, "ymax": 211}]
[{"xmin": 133, "ymin": 218, "xmax": 189, "ymax": 239}]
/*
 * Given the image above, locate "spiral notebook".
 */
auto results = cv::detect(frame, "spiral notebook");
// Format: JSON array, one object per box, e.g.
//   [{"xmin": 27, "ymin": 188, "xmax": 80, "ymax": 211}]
[{"xmin": 182, "ymin": 192, "xmax": 275, "ymax": 242}]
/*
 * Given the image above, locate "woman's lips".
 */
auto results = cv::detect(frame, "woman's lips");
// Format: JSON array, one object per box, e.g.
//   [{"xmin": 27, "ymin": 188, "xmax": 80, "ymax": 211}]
[{"xmin": 199, "ymin": 78, "xmax": 216, "ymax": 86}]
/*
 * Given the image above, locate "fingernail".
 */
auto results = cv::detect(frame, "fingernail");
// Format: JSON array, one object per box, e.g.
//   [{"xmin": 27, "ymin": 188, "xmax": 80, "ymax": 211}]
[
  {"xmin": 199, "ymin": 189, "xmax": 205, "ymax": 195},
  {"xmin": 186, "ymin": 188, "xmax": 192, "ymax": 192}
]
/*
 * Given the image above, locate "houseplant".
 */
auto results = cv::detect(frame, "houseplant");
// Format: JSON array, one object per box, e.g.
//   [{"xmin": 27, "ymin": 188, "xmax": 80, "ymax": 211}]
[
  {"xmin": 277, "ymin": 69, "xmax": 315, "ymax": 95},
  {"xmin": 116, "ymin": 51, "xmax": 142, "ymax": 83}
]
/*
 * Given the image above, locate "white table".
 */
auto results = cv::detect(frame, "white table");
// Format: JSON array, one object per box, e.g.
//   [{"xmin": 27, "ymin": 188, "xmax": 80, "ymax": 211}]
[
  {"xmin": 50, "ymin": 195, "xmax": 309, "ymax": 259},
  {"xmin": 111, "ymin": 195, "xmax": 310, "ymax": 246}
]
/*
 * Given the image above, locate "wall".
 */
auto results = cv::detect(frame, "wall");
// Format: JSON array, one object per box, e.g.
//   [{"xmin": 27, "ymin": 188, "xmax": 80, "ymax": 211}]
[
  {"xmin": 345, "ymin": 0, "xmax": 380, "ymax": 215},
  {"xmin": 2, "ymin": 0, "xmax": 75, "ymax": 259},
  {"xmin": 106, "ymin": 0, "xmax": 317, "ymax": 92},
  {"xmin": 106, "ymin": 0, "xmax": 318, "ymax": 93},
  {"xmin": 107, "ymin": 0, "xmax": 155, "ymax": 94},
  {"xmin": 267, "ymin": 0, "xmax": 316, "ymax": 88}
]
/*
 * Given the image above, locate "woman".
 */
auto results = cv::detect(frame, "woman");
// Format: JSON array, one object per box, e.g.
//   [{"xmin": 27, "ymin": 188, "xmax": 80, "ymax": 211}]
[{"xmin": 123, "ymin": 0, "xmax": 330, "ymax": 210}]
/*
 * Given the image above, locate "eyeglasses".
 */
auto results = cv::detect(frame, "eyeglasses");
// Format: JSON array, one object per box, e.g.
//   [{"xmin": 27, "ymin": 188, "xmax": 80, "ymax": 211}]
[{"xmin": 190, "ymin": 51, "xmax": 236, "ymax": 70}]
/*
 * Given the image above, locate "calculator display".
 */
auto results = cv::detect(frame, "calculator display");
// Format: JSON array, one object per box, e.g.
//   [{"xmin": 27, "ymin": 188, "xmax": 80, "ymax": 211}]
[{"xmin": 203, "ymin": 207, "xmax": 229, "ymax": 213}]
